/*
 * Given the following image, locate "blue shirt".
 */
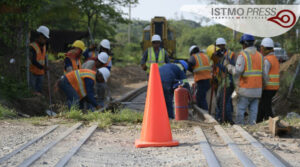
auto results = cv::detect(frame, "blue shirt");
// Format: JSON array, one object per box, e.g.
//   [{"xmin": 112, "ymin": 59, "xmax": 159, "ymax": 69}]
[{"xmin": 159, "ymin": 64, "xmax": 186, "ymax": 84}]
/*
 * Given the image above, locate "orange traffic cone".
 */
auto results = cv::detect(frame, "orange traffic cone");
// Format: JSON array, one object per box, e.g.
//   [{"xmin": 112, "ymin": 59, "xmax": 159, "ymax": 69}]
[{"xmin": 135, "ymin": 63, "xmax": 179, "ymax": 148}]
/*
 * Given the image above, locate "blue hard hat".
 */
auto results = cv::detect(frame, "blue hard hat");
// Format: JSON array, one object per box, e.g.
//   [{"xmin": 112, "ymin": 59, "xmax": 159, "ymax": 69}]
[
  {"xmin": 178, "ymin": 60, "xmax": 188, "ymax": 71},
  {"xmin": 240, "ymin": 34, "xmax": 255, "ymax": 43}
]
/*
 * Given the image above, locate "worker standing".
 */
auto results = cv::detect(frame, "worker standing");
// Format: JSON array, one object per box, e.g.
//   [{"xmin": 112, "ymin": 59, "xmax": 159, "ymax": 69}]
[
  {"xmin": 159, "ymin": 60, "xmax": 189, "ymax": 119},
  {"xmin": 226, "ymin": 34, "xmax": 263, "ymax": 125},
  {"xmin": 29, "ymin": 25, "xmax": 50, "ymax": 95},
  {"xmin": 257, "ymin": 38, "xmax": 280, "ymax": 123},
  {"xmin": 141, "ymin": 34, "xmax": 170, "ymax": 74},
  {"xmin": 214, "ymin": 38, "xmax": 236, "ymax": 124},
  {"xmin": 188, "ymin": 45, "xmax": 212, "ymax": 110},
  {"xmin": 57, "ymin": 68, "xmax": 110, "ymax": 110},
  {"xmin": 64, "ymin": 40, "xmax": 86, "ymax": 74}
]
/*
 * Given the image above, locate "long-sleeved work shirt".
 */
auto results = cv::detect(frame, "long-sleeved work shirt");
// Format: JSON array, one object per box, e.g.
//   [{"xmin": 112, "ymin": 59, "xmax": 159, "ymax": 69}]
[
  {"xmin": 159, "ymin": 63, "xmax": 186, "ymax": 84},
  {"xmin": 227, "ymin": 46, "xmax": 263, "ymax": 98},
  {"xmin": 263, "ymin": 52, "xmax": 274, "ymax": 86}
]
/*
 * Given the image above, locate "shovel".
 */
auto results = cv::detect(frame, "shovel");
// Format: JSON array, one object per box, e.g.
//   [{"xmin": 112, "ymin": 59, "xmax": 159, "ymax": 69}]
[{"xmin": 45, "ymin": 55, "xmax": 56, "ymax": 116}]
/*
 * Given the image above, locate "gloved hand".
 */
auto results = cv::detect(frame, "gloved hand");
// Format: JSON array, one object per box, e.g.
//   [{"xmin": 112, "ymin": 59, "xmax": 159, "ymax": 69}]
[
  {"xmin": 173, "ymin": 80, "xmax": 183, "ymax": 89},
  {"xmin": 226, "ymin": 64, "xmax": 235, "ymax": 75}
]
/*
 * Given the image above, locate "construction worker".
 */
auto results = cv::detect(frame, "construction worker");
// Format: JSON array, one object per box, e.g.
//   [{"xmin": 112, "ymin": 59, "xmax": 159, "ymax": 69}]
[
  {"xmin": 257, "ymin": 38, "xmax": 280, "ymax": 123},
  {"xmin": 214, "ymin": 38, "xmax": 236, "ymax": 124},
  {"xmin": 82, "ymin": 52, "xmax": 109, "ymax": 107},
  {"xmin": 29, "ymin": 25, "xmax": 50, "ymax": 95},
  {"xmin": 159, "ymin": 60, "xmax": 189, "ymax": 119},
  {"xmin": 64, "ymin": 40, "xmax": 86, "ymax": 74},
  {"xmin": 225, "ymin": 34, "xmax": 263, "ymax": 125},
  {"xmin": 141, "ymin": 34, "xmax": 170, "ymax": 74},
  {"xmin": 82, "ymin": 52, "xmax": 109, "ymax": 71},
  {"xmin": 57, "ymin": 68, "xmax": 110, "ymax": 110},
  {"xmin": 188, "ymin": 45, "xmax": 212, "ymax": 110},
  {"xmin": 83, "ymin": 43, "xmax": 98, "ymax": 61},
  {"xmin": 99, "ymin": 39, "xmax": 112, "ymax": 71}
]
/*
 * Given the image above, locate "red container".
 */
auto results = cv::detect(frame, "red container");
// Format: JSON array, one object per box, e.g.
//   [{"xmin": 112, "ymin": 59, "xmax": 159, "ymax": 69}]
[{"xmin": 174, "ymin": 86, "xmax": 190, "ymax": 120}]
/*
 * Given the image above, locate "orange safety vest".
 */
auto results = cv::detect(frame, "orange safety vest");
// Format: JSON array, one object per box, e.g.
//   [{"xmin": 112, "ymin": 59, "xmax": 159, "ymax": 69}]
[
  {"xmin": 30, "ymin": 42, "xmax": 46, "ymax": 75},
  {"xmin": 87, "ymin": 51, "xmax": 96, "ymax": 61},
  {"xmin": 239, "ymin": 51, "xmax": 263, "ymax": 89},
  {"xmin": 192, "ymin": 53, "xmax": 212, "ymax": 82},
  {"xmin": 65, "ymin": 69, "xmax": 96, "ymax": 99},
  {"xmin": 264, "ymin": 54, "xmax": 280, "ymax": 90},
  {"xmin": 64, "ymin": 49, "xmax": 82, "ymax": 74}
]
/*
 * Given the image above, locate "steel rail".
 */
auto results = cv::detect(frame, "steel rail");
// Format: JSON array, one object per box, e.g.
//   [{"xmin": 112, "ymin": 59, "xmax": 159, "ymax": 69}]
[
  {"xmin": 194, "ymin": 127, "xmax": 221, "ymax": 167},
  {"xmin": 18, "ymin": 123, "xmax": 82, "ymax": 167},
  {"xmin": 214, "ymin": 125, "xmax": 255, "ymax": 167},
  {"xmin": 55, "ymin": 125, "xmax": 97, "ymax": 167},
  {"xmin": 0, "ymin": 125, "xmax": 59, "ymax": 164}
]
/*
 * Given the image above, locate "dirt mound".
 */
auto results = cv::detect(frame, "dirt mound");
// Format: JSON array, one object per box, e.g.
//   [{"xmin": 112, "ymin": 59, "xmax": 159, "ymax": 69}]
[
  {"xmin": 108, "ymin": 65, "xmax": 147, "ymax": 90},
  {"xmin": 274, "ymin": 54, "xmax": 300, "ymax": 116},
  {"xmin": 280, "ymin": 54, "xmax": 300, "ymax": 72}
]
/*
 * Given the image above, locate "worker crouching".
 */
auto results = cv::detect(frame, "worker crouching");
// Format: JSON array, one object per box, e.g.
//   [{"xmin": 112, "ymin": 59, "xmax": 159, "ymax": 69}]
[
  {"xmin": 159, "ymin": 60, "xmax": 189, "ymax": 119},
  {"xmin": 57, "ymin": 68, "xmax": 110, "ymax": 110}
]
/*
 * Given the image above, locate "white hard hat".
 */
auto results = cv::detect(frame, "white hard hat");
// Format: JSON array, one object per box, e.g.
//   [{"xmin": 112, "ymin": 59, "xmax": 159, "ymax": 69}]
[
  {"xmin": 151, "ymin": 34, "xmax": 161, "ymax": 42},
  {"xmin": 36, "ymin": 25, "xmax": 50, "ymax": 39},
  {"xmin": 97, "ymin": 52, "xmax": 109, "ymax": 64},
  {"xmin": 216, "ymin": 38, "xmax": 226, "ymax": 45},
  {"xmin": 261, "ymin": 37, "xmax": 274, "ymax": 48},
  {"xmin": 98, "ymin": 67, "xmax": 110, "ymax": 82},
  {"xmin": 189, "ymin": 45, "xmax": 198, "ymax": 54},
  {"xmin": 100, "ymin": 39, "xmax": 110, "ymax": 50}
]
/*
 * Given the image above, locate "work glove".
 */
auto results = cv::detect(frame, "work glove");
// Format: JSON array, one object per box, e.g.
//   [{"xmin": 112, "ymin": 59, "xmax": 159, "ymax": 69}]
[{"xmin": 173, "ymin": 80, "xmax": 183, "ymax": 89}]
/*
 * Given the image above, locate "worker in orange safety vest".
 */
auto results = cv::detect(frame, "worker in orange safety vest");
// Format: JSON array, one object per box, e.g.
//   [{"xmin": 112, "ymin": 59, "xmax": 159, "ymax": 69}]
[
  {"xmin": 225, "ymin": 34, "xmax": 263, "ymax": 125},
  {"xmin": 257, "ymin": 37, "xmax": 280, "ymax": 123},
  {"xmin": 29, "ymin": 25, "xmax": 50, "ymax": 95}
]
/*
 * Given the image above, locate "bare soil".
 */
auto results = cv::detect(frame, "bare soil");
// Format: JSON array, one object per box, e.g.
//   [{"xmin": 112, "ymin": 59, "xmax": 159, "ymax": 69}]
[{"xmin": 8, "ymin": 61, "xmax": 147, "ymax": 116}]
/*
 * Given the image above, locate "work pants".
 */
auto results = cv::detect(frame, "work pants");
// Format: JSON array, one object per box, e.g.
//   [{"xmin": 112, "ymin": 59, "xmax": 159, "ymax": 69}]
[
  {"xmin": 236, "ymin": 96, "xmax": 259, "ymax": 125},
  {"xmin": 162, "ymin": 82, "xmax": 174, "ymax": 119},
  {"xmin": 257, "ymin": 90, "xmax": 277, "ymax": 123},
  {"xmin": 196, "ymin": 79, "xmax": 210, "ymax": 110},
  {"xmin": 30, "ymin": 72, "xmax": 44, "ymax": 93},
  {"xmin": 215, "ymin": 83, "xmax": 234, "ymax": 122}
]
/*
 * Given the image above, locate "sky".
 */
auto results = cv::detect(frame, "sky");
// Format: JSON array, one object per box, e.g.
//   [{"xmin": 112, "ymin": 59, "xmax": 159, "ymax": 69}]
[
  {"xmin": 122, "ymin": 0, "xmax": 300, "ymax": 22},
  {"xmin": 122, "ymin": 0, "xmax": 210, "ymax": 22}
]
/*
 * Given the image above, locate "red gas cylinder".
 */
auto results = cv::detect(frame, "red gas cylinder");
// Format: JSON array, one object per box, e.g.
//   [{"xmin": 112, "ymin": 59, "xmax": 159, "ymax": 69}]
[{"xmin": 174, "ymin": 86, "xmax": 190, "ymax": 120}]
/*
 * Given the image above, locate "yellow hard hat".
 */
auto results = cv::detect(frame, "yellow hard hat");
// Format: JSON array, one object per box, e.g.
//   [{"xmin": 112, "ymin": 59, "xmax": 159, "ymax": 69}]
[
  {"xmin": 206, "ymin": 44, "xmax": 220, "ymax": 59},
  {"xmin": 72, "ymin": 40, "xmax": 86, "ymax": 51}
]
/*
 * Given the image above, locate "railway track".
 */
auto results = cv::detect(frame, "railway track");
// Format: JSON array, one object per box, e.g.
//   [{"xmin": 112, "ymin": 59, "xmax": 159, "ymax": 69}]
[{"xmin": 0, "ymin": 83, "xmax": 291, "ymax": 167}]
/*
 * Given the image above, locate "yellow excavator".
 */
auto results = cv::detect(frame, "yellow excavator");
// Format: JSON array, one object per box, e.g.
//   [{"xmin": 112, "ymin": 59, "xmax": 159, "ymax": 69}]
[{"xmin": 141, "ymin": 16, "xmax": 176, "ymax": 59}]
